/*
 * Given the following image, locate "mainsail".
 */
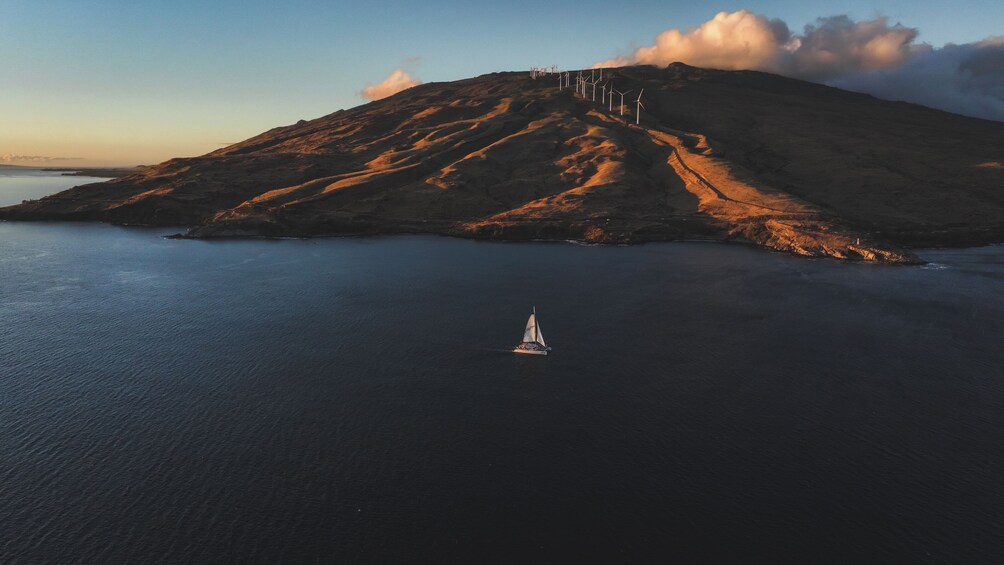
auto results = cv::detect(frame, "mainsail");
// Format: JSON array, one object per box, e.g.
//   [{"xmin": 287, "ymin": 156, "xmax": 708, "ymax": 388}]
[
  {"xmin": 522, "ymin": 313, "xmax": 537, "ymax": 343},
  {"xmin": 521, "ymin": 308, "xmax": 546, "ymax": 346}
]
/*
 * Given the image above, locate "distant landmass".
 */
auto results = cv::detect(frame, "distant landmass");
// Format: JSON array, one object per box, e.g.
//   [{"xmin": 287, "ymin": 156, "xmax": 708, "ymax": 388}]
[
  {"xmin": 51, "ymin": 167, "xmax": 146, "ymax": 178},
  {"xmin": 3, "ymin": 64, "xmax": 1004, "ymax": 263},
  {"xmin": 0, "ymin": 164, "xmax": 143, "ymax": 178}
]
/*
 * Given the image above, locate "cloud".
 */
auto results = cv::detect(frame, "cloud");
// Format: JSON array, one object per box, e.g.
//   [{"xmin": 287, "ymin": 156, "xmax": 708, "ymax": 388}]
[
  {"xmin": 361, "ymin": 69, "xmax": 422, "ymax": 101},
  {"xmin": 595, "ymin": 10, "xmax": 1004, "ymax": 121},
  {"xmin": 1, "ymin": 154, "xmax": 81, "ymax": 163},
  {"xmin": 830, "ymin": 37, "xmax": 1004, "ymax": 121},
  {"xmin": 596, "ymin": 10, "xmax": 796, "ymax": 74},
  {"xmin": 785, "ymin": 15, "xmax": 923, "ymax": 80},
  {"xmin": 596, "ymin": 10, "xmax": 919, "ymax": 79}
]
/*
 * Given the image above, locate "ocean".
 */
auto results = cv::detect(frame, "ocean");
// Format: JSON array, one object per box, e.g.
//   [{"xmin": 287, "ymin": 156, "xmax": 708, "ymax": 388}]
[{"xmin": 2, "ymin": 170, "xmax": 1002, "ymax": 563}]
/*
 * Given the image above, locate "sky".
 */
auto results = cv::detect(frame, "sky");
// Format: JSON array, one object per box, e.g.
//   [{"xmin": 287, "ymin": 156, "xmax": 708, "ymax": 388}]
[{"xmin": 2, "ymin": 0, "xmax": 1002, "ymax": 166}]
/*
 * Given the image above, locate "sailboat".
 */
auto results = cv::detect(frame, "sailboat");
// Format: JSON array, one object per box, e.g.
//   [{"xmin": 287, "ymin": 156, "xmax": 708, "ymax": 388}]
[{"xmin": 513, "ymin": 306, "xmax": 551, "ymax": 355}]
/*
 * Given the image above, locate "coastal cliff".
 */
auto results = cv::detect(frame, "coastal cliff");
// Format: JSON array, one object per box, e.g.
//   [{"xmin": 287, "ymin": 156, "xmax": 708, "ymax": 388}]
[{"xmin": 4, "ymin": 64, "xmax": 1004, "ymax": 262}]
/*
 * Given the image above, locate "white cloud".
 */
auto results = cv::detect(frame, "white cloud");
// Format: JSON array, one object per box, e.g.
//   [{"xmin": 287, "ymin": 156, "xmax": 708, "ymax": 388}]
[
  {"xmin": 361, "ymin": 69, "xmax": 422, "ymax": 101},
  {"xmin": 595, "ymin": 10, "xmax": 1004, "ymax": 121},
  {"xmin": 596, "ymin": 10, "xmax": 795, "ymax": 74},
  {"xmin": 596, "ymin": 11, "xmax": 919, "ymax": 80}
]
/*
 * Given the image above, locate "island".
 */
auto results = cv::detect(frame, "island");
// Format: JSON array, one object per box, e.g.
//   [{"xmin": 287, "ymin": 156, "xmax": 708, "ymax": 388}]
[{"xmin": 3, "ymin": 64, "xmax": 1003, "ymax": 263}]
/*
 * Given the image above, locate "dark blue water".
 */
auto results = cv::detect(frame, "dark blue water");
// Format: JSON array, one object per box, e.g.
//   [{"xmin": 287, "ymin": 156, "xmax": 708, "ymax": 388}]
[{"xmin": 2, "ymin": 173, "xmax": 1003, "ymax": 563}]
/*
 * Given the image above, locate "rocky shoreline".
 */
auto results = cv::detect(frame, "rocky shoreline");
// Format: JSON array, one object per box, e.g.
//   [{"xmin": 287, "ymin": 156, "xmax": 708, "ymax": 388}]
[{"xmin": 1, "ymin": 204, "xmax": 921, "ymax": 264}]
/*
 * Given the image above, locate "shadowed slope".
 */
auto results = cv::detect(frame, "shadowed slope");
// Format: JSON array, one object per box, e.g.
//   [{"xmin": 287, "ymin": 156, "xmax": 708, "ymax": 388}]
[{"xmin": 4, "ymin": 64, "xmax": 1004, "ymax": 262}]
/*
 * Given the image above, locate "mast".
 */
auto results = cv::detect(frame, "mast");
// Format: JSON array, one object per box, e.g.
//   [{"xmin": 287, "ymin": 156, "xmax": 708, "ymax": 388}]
[{"xmin": 531, "ymin": 306, "xmax": 537, "ymax": 343}]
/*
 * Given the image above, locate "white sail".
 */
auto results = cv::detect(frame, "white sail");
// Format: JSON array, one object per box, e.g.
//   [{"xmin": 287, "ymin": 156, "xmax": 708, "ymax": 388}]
[
  {"xmin": 535, "ymin": 321, "xmax": 546, "ymax": 347},
  {"xmin": 522, "ymin": 314, "xmax": 536, "ymax": 343}
]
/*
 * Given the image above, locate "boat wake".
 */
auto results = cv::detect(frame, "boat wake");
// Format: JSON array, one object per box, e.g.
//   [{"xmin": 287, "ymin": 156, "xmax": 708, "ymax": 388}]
[{"xmin": 478, "ymin": 347, "xmax": 519, "ymax": 354}]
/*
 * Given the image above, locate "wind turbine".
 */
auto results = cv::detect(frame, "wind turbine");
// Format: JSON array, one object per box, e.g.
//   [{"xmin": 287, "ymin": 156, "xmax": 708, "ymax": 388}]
[
  {"xmin": 635, "ymin": 88, "xmax": 645, "ymax": 125},
  {"xmin": 614, "ymin": 89, "xmax": 633, "ymax": 116},
  {"xmin": 601, "ymin": 81, "xmax": 610, "ymax": 104}
]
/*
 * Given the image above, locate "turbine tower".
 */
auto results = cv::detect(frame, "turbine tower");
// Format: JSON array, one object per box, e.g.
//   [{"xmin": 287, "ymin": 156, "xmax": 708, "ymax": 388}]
[
  {"xmin": 615, "ymin": 89, "xmax": 633, "ymax": 116},
  {"xmin": 635, "ymin": 88, "xmax": 646, "ymax": 125}
]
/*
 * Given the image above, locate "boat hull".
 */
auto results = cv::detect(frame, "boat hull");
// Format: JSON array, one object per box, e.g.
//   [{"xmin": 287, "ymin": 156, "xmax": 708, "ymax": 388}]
[{"xmin": 513, "ymin": 348, "xmax": 548, "ymax": 356}]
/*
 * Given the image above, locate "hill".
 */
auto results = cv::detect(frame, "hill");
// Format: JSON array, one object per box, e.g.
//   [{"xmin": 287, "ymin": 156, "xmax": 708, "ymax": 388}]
[{"xmin": 4, "ymin": 64, "xmax": 1004, "ymax": 262}]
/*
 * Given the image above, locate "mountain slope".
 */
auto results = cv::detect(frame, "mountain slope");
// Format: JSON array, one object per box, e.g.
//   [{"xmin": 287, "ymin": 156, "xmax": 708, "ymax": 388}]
[{"xmin": 5, "ymin": 64, "xmax": 1004, "ymax": 262}]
